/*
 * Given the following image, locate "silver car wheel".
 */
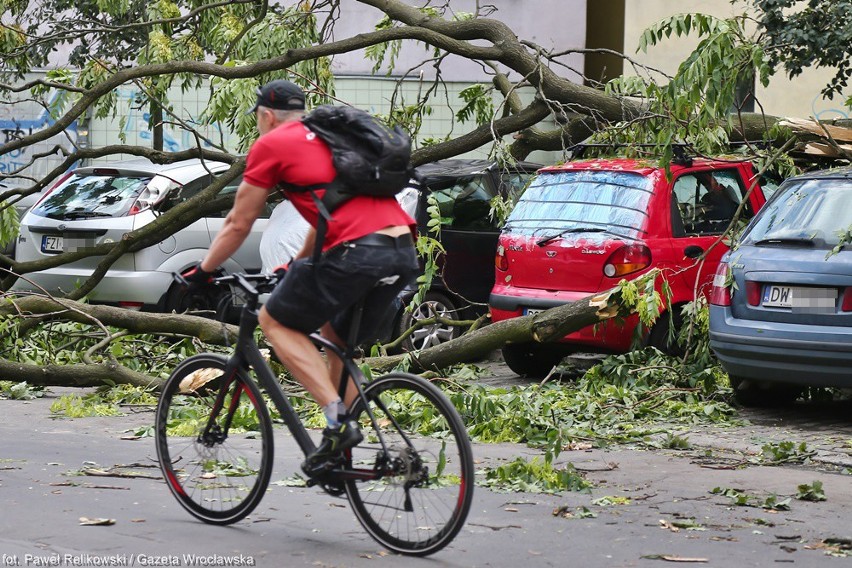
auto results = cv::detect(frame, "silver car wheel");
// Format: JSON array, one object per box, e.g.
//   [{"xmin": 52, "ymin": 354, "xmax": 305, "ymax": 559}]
[{"xmin": 401, "ymin": 292, "xmax": 460, "ymax": 351}]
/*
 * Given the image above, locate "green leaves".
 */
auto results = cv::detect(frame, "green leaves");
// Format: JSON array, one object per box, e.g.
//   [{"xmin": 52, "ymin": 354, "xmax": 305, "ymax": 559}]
[
  {"xmin": 710, "ymin": 486, "xmax": 791, "ymax": 510},
  {"xmin": 826, "ymin": 224, "xmax": 852, "ymax": 260},
  {"xmin": 407, "ymin": 194, "xmax": 445, "ymax": 311},
  {"xmin": 761, "ymin": 440, "xmax": 816, "ymax": 464},
  {"xmin": 750, "ymin": 0, "xmax": 852, "ymax": 98},
  {"xmin": 637, "ymin": 13, "xmax": 727, "ymax": 53},
  {"xmin": 796, "ymin": 481, "xmax": 827, "ymax": 502},
  {"xmin": 601, "ymin": 12, "xmax": 778, "ymax": 164},
  {"xmin": 481, "ymin": 456, "xmax": 591, "ymax": 493},
  {"xmin": 0, "ymin": 381, "xmax": 43, "ymax": 400},
  {"xmin": 456, "ymin": 84, "xmax": 494, "ymax": 126}
]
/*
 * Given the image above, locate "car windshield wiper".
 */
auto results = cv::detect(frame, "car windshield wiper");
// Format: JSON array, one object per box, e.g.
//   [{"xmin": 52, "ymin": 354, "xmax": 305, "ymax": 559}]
[
  {"xmin": 50, "ymin": 211, "xmax": 114, "ymax": 220},
  {"xmin": 752, "ymin": 237, "xmax": 816, "ymax": 247},
  {"xmin": 536, "ymin": 227, "xmax": 606, "ymax": 247}
]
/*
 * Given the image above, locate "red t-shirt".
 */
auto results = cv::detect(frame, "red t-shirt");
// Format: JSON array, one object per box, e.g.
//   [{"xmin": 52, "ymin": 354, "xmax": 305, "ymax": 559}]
[{"xmin": 243, "ymin": 121, "xmax": 415, "ymax": 251}]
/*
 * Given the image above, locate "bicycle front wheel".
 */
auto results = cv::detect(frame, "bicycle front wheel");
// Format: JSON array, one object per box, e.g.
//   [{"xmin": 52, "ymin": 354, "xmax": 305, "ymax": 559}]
[
  {"xmin": 155, "ymin": 354, "xmax": 274, "ymax": 525},
  {"xmin": 346, "ymin": 372, "xmax": 474, "ymax": 556}
]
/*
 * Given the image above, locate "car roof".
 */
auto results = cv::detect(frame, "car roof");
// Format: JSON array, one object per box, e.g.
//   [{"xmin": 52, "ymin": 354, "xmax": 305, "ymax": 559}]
[
  {"xmin": 74, "ymin": 158, "xmax": 231, "ymax": 184},
  {"xmin": 785, "ymin": 165, "xmax": 852, "ymax": 182},
  {"xmin": 415, "ymin": 159, "xmax": 541, "ymax": 181},
  {"xmin": 538, "ymin": 157, "xmax": 749, "ymax": 176}
]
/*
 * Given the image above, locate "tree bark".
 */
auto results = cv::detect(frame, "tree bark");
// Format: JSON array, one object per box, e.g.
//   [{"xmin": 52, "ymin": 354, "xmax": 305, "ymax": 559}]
[
  {"xmin": 364, "ymin": 283, "xmax": 631, "ymax": 373},
  {"xmin": 0, "ymin": 359, "xmax": 162, "ymax": 389},
  {"xmin": 1, "ymin": 296, "xmax": 238, "ymax": 345},
  {"xmin": 0, "ymin": 272, "xmax": 653, "ymax": 389}
]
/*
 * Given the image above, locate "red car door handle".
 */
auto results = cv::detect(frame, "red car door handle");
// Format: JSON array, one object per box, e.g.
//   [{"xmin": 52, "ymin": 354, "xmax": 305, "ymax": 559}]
[{"xmin": 684, "ymin": 245, "xmax": 704, "ymax": 259}]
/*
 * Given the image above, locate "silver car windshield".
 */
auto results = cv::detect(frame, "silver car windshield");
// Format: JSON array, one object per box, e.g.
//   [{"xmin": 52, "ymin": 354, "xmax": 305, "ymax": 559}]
[
  {"xmin": 742, "ymin": 178, "xmax": 852, "ymax": 247},
  {"xmin": 32, "ymin": 173, "xmax": 153, "ymax": 220},
  {"xmin": 504, "ymin": 170, "xmax": 653, "ymax": 239}
]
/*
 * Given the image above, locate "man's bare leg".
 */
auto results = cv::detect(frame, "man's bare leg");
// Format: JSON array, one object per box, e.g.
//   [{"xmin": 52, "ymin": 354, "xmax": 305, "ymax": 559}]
[
  {"xmin": 258, "ymin": 306, "xmax": 338, "ymax": 406},
  {"xmin": 320, "ymin": 322, "xmax": 358, "ymax": 409}
]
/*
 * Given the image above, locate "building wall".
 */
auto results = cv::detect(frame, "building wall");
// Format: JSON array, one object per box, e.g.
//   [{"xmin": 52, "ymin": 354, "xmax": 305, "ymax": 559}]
[
  {"xmin": 86, "ymin": 76, "xmax": 547, "ymax": 163},
  {"xmin": 622, "ymin": 0, "xmax": 850, "ymax": 120},
  {"xmin": 330, "ymin": 1, "xmax": 587, "ymax": 83},
  {"xmin": 0, "ymin": 90, "xmax": 80, "ymax": 182}
]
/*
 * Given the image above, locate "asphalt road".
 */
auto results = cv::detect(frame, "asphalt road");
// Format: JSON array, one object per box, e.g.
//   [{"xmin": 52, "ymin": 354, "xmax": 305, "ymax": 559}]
[{"xmin": 2, "ymin": 376, "xmax": 852, "ymax": 568}]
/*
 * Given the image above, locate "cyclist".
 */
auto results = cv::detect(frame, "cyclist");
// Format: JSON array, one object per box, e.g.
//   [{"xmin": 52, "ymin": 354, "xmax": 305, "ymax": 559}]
[{"xmin": 182, "ymin": 80, "xmax": 419, "ymax": 476}]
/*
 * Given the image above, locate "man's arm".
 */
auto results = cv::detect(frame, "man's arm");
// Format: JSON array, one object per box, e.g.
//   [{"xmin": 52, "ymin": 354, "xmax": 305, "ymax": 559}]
[{"xmin": 200, "ymin": 181, "xmax": 270, "ymax": 271}]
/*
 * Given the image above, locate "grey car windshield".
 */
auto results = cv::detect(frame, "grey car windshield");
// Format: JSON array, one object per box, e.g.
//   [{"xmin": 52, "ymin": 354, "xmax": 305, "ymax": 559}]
[
  {"xmin": 32, "ymin": 173, "xmax": 153, "ymax": 219},
  {"xmin": 504, "ymin": 170, "xmax": 653, "ymax": 239},
  {"xmin": 742, "ymin": 178, "xmax": 852, "ymax": 247}
]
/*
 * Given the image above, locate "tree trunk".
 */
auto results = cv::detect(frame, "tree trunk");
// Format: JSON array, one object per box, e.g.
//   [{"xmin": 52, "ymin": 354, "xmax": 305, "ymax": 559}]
[
  {"xmin": 364, "ymin": 284, "xmax": 629, "ymax": 372},
  {"xmin": 1, "ymin": 296, "xmax": 238, "ymax": 345},
  {"xmin": 0, "ymin": 272, "xmax": 655, "ymax": 389},
  {"xmin": 152, "ymin": 103, "xmax": 164, "ymax": 152},
  {"xmin": 0, "ymin": 359, "xmax": 162, "ymax": 389}
]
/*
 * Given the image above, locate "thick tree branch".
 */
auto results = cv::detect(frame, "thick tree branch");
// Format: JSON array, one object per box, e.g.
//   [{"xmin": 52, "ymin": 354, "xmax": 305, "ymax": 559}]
[
  {"xmin": 364, "ymin": 272, "xmax": 657, "ymax": 372},
  {"xmin": 0, "ymin": 295, "xmax": 238, "ymax": 345}
]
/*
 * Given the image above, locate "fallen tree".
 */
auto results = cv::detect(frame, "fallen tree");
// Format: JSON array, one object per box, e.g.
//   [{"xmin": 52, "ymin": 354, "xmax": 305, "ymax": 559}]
[
  {"xmin": 0, "ymin": 2, "xmax": 848, "ymax": 389},
  {"xmin": 0, "ymin": 271, "xmax": 660, "ymax": 389}
]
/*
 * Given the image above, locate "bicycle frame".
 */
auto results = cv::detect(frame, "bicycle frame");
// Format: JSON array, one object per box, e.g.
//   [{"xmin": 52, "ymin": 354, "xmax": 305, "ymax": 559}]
[
  {"xmin": 205, "ymin": 273, "xmax": 392, "ymax": 468},
  {"xmin": 161, "ymin": 272, "xmax": 475, "ymax": 554}
]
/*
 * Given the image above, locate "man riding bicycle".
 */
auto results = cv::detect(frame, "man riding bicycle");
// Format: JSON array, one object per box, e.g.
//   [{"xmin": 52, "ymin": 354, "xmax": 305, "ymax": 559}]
[{"xmin": 182, "ymin": 80, "xmax": 419, "ymax": 476}]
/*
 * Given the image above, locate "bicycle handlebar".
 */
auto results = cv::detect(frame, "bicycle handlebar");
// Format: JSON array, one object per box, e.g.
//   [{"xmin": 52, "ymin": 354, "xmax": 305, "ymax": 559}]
[{"xmin": 172, "ymin": 271, "xmax": 280, "ymax": 300}]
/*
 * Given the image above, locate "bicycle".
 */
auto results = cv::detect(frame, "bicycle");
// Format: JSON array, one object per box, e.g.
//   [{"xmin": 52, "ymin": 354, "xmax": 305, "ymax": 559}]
[{"xmin": 155, "ymin": 272, "xmax": 474, "ymax": 556}]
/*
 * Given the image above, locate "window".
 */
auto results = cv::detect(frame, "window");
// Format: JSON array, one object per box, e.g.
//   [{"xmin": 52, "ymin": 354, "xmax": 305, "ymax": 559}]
[
  {"xmin": 32, "ymin": 173, "xmax": 153, "ymax": 219},
  {"xmin": 759, "ymin": 173, "xmax": 783, "ymax": 201},
  {"xmin": 506, "ymin": 170, "xmax": 653, "ymax": 239},
  {"xmin": 157, "ymin": 175, "xmax": 212, "ymax": 213},
  {"xmin": 499, "ymin": 171, "xmax": 535, "ymax": 195},
  {"xmin": 670, "ymin": 170, "xmax": 753, "ymax": 236},
  {"xmin": 430, "ymin": 175, "xmax": 497, "ymax": 231},
  {"xmin": 742, "ymin": 179, "xmax": 852, "ymax": 248}
]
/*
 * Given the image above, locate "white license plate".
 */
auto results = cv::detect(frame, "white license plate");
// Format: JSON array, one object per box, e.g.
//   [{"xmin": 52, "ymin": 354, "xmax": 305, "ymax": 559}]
[
  {"xmin": 41, "ymin": 235, "xmax": 63, "ymax": 253},
  {"xmin": 762, "ymin": 285, "xmax": 837, "ymax": 310},
  {"xmin": 523, "ymin": 308, "xmax": 544, "ymax": 316}
]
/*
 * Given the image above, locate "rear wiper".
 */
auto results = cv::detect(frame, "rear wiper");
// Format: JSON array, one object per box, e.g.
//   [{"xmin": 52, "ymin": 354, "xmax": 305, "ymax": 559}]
[
  {"xmin": 52, "ymin": 211, "xmax": 113, "ymax": 220},
  {"xmin": 752, "ymin": 237, "xmax": 816, "ymax": 247},
  {"xmin": 536, "ymin": 227, "xmax": 606, "ymax": 247}
]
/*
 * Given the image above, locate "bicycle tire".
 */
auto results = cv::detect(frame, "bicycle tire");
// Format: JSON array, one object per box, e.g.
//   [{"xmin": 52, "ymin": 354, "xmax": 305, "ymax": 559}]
[
  {"xmin": 155, "ymin": 354, "xmax": 274, "ymax": 525},
  {"xmin": 345, "ymin": 372, "xmax": 474, "ymax": 556}
]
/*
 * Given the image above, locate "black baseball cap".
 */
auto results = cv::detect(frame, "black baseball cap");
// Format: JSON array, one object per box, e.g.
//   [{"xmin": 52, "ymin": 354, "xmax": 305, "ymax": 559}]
[{"xmin": 246, "ymin": 80, "xmax": 306, "ymax": 114}]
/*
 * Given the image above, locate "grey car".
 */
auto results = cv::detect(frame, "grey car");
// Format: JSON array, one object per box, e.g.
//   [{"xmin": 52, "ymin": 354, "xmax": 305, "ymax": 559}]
[
  {"xmin": 12, "ymin": 158, "xmax": 269, "ymax": 312},
  {"xmin": 709, "ymin": 167, "xmax": 852, "ymax": 405}
]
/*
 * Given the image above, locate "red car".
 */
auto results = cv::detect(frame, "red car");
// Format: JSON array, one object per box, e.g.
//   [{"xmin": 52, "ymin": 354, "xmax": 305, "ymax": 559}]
[{"xmin": 489, "ymin": 156, "xmax": 777, "ymax": 376}]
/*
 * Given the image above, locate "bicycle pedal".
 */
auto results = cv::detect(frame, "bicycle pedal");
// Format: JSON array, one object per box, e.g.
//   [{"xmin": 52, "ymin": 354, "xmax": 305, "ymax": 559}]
[{"xmin": 320, "ymin": 481, "xmax": 346, "ymax": 497}]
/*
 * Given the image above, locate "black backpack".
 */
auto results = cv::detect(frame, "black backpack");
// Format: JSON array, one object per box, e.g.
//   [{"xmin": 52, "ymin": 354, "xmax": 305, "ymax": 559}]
[{"xmin": 279, "ymin": 105, "xmax": 415, "ymax": 259}]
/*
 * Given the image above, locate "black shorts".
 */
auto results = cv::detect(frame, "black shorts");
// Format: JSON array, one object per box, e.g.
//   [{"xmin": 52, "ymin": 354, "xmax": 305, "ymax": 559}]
[{"xmin": 264, "ymin": 233, "xmax": 419, "ymax": 345}]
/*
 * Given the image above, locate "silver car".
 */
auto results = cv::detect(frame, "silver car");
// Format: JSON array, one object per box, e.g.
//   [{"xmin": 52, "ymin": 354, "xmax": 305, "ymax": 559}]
[{"xmin": 13, "ymin": 158, "xmax": 269, "ymax": 312}]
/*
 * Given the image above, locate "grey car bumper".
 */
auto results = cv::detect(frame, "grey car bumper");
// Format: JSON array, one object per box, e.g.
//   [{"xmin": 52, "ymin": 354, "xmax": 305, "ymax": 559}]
[{"xmin": 709, "ymin": 305, "xmax": 852, "ymax": 387}]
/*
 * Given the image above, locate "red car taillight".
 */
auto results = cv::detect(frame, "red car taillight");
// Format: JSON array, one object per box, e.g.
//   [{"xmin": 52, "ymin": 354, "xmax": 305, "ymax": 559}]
[
  {"xmin": 495, "ymin": 245, "xmax": 508, "ymax": 272},
  {"xmin": 842, "ymin": 288, "xmax": 852, "ymax": 312},
  {"xmin": 710, "ymin": 262, "xmax": 732, "ymax": 306},
  {"xmin": 603, "ymin": 244, "xmax": 651, "ymax": 278},
  {"xmin": 745, "ymin": 281, "xmax": 761, "ymax": 306}
]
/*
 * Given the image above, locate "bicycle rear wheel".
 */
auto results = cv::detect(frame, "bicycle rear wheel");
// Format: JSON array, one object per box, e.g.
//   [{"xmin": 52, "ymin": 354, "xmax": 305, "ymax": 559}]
[
  {"xmin": 345, "ymin": 372, "xmax": 474, "ymax": 556},
  {"xmin": 155, "ymin": 354, "xmax": 274, "ymax": 525}
]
